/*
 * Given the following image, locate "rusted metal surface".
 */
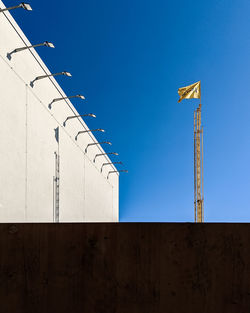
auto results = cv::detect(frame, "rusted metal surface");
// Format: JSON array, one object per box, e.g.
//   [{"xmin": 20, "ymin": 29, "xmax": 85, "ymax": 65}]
[{"xmin": 0, "ymin": 223, "xmax": 250, "ymax": 312}]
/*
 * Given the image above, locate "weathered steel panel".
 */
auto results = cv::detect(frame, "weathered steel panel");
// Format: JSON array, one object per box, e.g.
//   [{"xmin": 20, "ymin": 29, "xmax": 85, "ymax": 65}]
[{"xmin": 0, "ymin": 223, "xmax": 250, "ymax": 313}]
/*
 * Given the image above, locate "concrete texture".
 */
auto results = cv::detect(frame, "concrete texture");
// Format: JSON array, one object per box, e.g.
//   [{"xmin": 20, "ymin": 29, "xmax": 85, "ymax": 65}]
[
  {"xmin": 0, "ymin": 223, "xmax": 250, "ymax": 313},
  {"xmin": 0, "ymin": 0, "xmax": 118, "ymax": 222}
]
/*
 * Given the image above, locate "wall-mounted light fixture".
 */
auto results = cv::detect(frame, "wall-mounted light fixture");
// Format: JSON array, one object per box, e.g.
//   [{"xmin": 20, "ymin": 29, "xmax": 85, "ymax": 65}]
[
  {"xmin": 63, "ymin": 114, "xmax": 96, "ymax": 127},
  {"xmin": 85, "ymin": 141, "xmax": 112, "ymax": 153},
  {"xmin": 30, "ymin": 71, "xmax": 71, "ymax": 87},
  {"xmin": 107, "ymin": 170, "xmax": 128, "ymax": 179},
  {"xmin": 93, "ymin": 152, "xmax": 118, "ymax": 163},
  {"xmin": 7, "ymin": 41, "xmax": 54, "ymax": 60},
  {"xmin": 49, "ymin": 94, "xmax": 85, "ymax": 109},
  {"xmin": 75, "ymin": 129, "xmax": 105, "ymax": 141},
  {"xmin": 101, "ymin": 161, "xmax": 123, "ymax": 173},
  {"xmin": 0, "ymin": 2, "xmax": 32, "ymax": 13}
]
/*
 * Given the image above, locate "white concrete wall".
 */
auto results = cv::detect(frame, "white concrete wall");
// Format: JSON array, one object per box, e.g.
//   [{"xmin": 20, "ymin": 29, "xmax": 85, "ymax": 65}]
[{"xmin": 0, "ymin": 0, "xmax": 119, "ymax": 222}]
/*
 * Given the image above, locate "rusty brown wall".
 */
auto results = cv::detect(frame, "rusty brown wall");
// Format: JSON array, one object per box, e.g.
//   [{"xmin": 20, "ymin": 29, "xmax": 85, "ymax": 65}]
[{"xmin": 0, "ymin": 223, "xmax": 250, "ymax": 313}]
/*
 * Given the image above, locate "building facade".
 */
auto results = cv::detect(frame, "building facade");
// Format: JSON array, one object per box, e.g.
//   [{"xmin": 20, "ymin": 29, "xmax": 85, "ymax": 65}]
[{"xmin": 0, "ymin": 1, "xmax": 119, "ymax": 222}]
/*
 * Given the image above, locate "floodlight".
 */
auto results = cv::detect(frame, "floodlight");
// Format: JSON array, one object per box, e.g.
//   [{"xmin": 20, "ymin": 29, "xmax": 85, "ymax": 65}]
[
  {"xmin": 49, "ymin": 94, "xmax": 85, "ymax": 109},
  {"xmin": 44, "ymin": 41, "xmax": 55, "ymax": 48},
  {"xmin": 78, "ymin": 95, "xmax": 85, "ymax": 99},
  {"xmin": 21, "ymin": 2, "xmax": 32, "ymax": 10},
  {"xmin": 63, "ymin": 114, "xmax": 96, "ymax": 127},
  {"xmin": 85, "ymin": 141, "xmax": 112, "ymax": 153},
  {"xmin": 30, "ymin": 71, "xmax": 72, "ymax": 87},
  {"xmin": 63, "ymin": 71, "xmax": 72, "ymax": 77},
  {"xmin": 101, "ymin": 161, "xmax": 122, "ymax": 173},
  {"xmin": 107, "ymin": 170, "xmax": 128, "ymax": 179},
  {"xmin": 7, "ymin": 41, "xmax": 55, "ymax": 59},
  {"xmin": 75, "ymin": 129, "xmax": 105, "ymax": 141},
  {"xmin": 93, "ymin": 152, "xmax": 118, "ymax": 163},
  {"xmin": 0, "ymin": 2, "xmax": 32, "ymax": 13}
]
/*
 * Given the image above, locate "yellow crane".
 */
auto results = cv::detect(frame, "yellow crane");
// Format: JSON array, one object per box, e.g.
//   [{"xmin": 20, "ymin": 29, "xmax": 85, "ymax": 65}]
[
  {"xmin": 178, "ymin": 81, "xmax": 204, "ymax": 223},
  {"xmin": 194, "ymin": 101, "xmax": 204, "ymax": 222}
]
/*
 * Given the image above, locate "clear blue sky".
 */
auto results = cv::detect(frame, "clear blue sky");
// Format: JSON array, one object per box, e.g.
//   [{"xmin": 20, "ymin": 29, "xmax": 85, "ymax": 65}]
[{"xmin": 12, "ymin": 0, "xmax": 250, "ymax": 221}]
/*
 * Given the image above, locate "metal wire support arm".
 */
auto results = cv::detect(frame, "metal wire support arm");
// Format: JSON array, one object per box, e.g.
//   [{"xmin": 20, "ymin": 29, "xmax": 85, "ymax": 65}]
[
  {"xmin": 85, "ymin": 141, "xmax": 111, "ymax": 153},
  {"xmin": 101, "ymin": 161, "xmax": 122, "ymax": 173},
  {"xmin": 75, "ymin": 129, "xmax": 104, "ymax": 141},
  {"xmin": 107, "ymin": 170, "xmax": 128, "ymax": 179},
  {"xmin": 93, "ymin": 152, "xmax": 118, "ymax": 163},
  {"xmin": 63, "ymin": 114, "xmax": 96, "ymax": 127},
  {"xmin": 0, "ymin": 3, "xmax": 32, "ymax": 13},
  {"xmin": 49, "ymin": 94, "xmax": 84, "ymax": 109}
]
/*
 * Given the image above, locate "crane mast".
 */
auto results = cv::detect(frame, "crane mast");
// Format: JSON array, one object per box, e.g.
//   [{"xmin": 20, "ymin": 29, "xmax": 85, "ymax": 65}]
[{"xmin": 194, "ymin": 102, "xmax": 204, "ymax": 222}]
